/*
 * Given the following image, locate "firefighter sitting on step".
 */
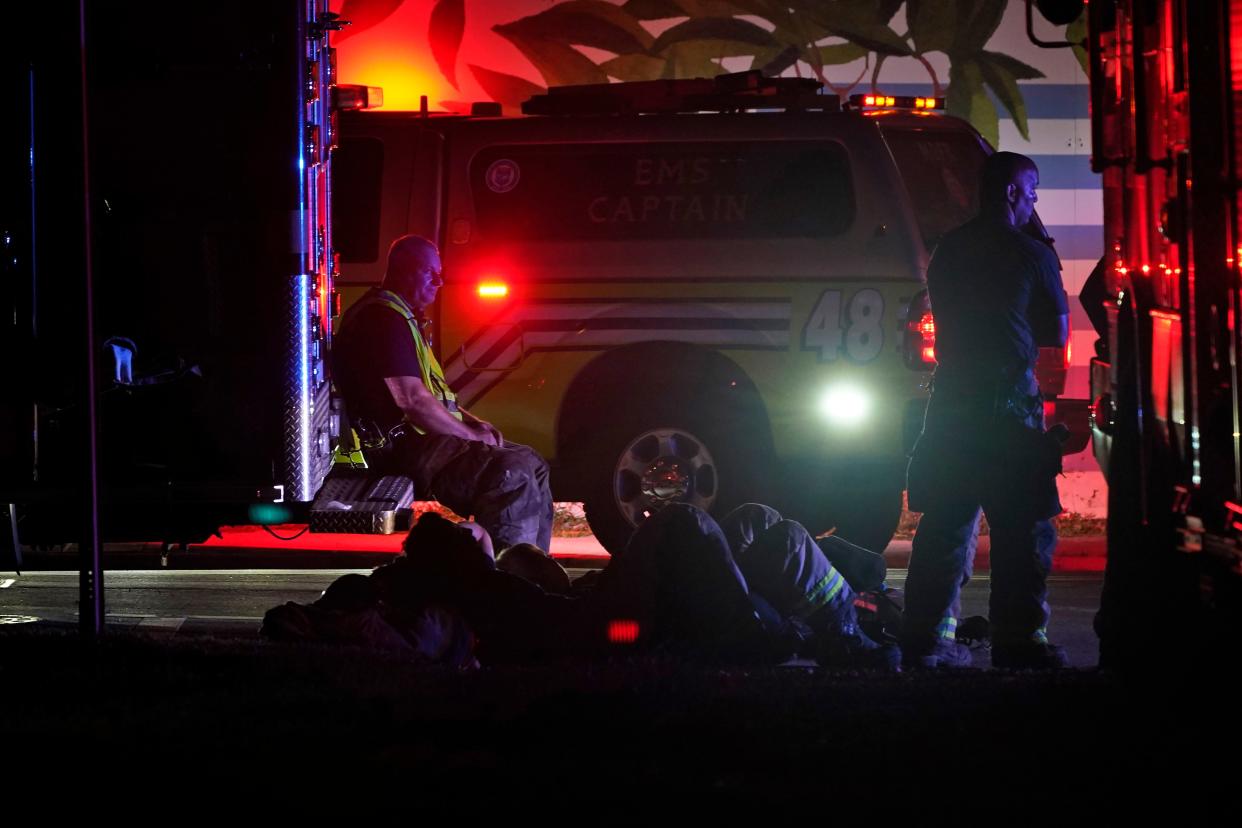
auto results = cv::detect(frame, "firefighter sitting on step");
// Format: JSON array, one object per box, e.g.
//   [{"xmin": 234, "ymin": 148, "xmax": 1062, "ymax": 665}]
[{"xmin": 332, "ymin": 235, "xmax": 554, "ymax": 550}]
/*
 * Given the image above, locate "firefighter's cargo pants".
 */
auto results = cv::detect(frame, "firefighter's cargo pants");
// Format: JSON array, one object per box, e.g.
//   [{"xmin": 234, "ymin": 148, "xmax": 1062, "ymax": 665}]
[
  {"xmin": 720, "ymin": 503, "xmax": 863, "ymax": 640},
  {"xmin": 904, "ymin": 393, "xmax": 1062, "ymax": 650},
  {"xmin": 380, "ymin": 433, "xmax": 554, "ymax": 551}
]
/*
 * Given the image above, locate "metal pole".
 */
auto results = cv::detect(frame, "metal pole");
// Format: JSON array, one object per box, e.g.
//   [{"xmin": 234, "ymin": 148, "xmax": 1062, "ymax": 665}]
[
  {"xmin": 78, "ymin": 0, "xmax": 104, "ymax": 638},
  {"xmin": 29, "ymin": 64, "xmax": 40, "ymax": 483},
  {"xmin": 28, "ymin": 64, "xmax": 38, "ymax": 344}
]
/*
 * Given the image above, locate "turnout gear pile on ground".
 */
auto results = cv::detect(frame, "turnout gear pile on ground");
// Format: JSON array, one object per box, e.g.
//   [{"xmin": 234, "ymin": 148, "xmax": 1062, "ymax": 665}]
[{"xmin": 264, "ymin": 506, "xmax": 898, "ymax": 670}]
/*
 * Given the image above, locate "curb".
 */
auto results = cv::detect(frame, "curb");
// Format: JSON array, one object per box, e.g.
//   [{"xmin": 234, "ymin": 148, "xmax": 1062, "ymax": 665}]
[
  {"xmin": 883, "ymin": 537, "xmax": 1106, "ymax": 573},
  {"xmin": 9, "ymin": 535, "xmax": 1107, "ymax": 573}
]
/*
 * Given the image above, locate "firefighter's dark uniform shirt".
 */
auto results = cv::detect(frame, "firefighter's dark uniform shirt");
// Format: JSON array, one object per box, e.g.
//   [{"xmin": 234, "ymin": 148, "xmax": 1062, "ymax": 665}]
[
  {"xmin": 332, "ymin": 303, "xmax": 422, "ymax": 432},
  {"xmin": 927, "ymin": 216, "xmax": 1067, "ymax": 393}
]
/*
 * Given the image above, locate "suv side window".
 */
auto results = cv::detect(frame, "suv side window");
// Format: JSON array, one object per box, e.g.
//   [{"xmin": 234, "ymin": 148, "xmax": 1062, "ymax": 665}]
[
  {"xmin": 470, "ymin": 141, "xmax": 854, "ymax": 242},
  {"xmin": 881, "ymin": 127, "xmax": 986, "ymax": 245}
]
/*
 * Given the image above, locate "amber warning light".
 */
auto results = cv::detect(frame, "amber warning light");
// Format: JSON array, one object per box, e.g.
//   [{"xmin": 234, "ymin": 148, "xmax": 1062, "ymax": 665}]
[
  {"xmin": 850, "ymin": 93, "xmax": 944, "ymax": 111},
  {"xmin": 331, "ymin": 84, "xmax": 383, "ymax": 111}
]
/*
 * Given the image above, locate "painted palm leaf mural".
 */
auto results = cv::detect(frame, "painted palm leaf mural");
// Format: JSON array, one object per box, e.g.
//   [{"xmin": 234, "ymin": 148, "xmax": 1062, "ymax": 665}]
[
  {"xmin": 334, "ymin": 0, "xmax": 1104, "ymax": 483},
  {"xmin": 335, "ymin": 0, "xmax": 1084, "ymax": 148}
]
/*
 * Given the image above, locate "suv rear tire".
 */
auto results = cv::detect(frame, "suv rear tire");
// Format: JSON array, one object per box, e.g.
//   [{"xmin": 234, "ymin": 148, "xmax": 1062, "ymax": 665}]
[{"xmin": 577, "ymin": 407, "xmax": 770, "ymax": 555}]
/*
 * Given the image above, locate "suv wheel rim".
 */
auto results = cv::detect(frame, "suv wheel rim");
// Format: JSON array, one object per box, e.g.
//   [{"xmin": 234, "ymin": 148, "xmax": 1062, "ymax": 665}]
[{"xmin": 612, "ymin": 427, "xmax": 719, "ymax": 526}]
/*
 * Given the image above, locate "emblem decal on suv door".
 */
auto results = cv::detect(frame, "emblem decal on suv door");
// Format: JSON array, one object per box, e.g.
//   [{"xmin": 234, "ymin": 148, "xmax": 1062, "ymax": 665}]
[{"xmin": 485, "ymin": 159, "xmax": 520, "ymax": 193}]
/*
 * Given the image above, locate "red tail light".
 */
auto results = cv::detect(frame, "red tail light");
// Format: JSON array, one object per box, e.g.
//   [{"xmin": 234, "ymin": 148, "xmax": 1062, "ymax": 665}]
[
  {"xmin": 904, "ymin": 292, "xmax": 937, "ymax": 370},
  {"xmin": 918, "ymin": 314, "xmax": 936, "ymax": 363}
]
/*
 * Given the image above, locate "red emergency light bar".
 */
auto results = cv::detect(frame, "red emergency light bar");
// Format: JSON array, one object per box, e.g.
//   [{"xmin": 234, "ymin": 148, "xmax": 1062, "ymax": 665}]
[
  {"xmin": 1116, "ymin": 260, "xmax": 1184, "ymax": 277},
  {"xmin": 477, "ymin": 281, "xmax": 509, "ymax": 299},
  {"xmin": 849, "ymin": 93, "xmax": 945, "ymax": 111}
]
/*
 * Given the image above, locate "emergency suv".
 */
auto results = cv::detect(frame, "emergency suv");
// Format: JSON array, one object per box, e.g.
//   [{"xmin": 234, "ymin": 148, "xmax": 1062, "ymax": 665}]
[{"xmin": 332, "ymin": 72, "xmax": 1074, "ymax": 553}]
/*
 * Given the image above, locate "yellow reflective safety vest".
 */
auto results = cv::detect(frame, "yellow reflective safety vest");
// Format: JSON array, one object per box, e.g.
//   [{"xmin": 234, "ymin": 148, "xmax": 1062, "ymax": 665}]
[{"xmin": 339, "ymin": 287, "xmax": 462, "ymax": 434}]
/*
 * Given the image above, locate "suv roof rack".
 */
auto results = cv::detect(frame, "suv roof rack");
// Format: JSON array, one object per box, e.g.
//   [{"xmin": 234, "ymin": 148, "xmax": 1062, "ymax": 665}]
[{"xmin": 521, "ymin": 70, "xmax": 840, "ymax": 116}]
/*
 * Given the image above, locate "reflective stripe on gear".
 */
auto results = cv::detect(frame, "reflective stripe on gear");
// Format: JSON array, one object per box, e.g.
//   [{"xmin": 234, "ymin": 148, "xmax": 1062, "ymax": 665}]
[
  {"xmin": 339, "ymin": 288, "xmax": 463, "ymax": 429},
  {"xmin": 936, "ymin": 615, "xmax": 958, "ymax": 640},
  {"xmin": 792, "ymin": 568, "xmax": 846, "ymax": 619}
]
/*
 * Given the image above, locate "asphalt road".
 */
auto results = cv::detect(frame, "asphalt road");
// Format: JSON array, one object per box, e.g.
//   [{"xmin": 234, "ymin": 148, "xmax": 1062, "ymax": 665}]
[{"xmin": 0, "ymin": 568, "xmax": 1104, "ymax": 667}]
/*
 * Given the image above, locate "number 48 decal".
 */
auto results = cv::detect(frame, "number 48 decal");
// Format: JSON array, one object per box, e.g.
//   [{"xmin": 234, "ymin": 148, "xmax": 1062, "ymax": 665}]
[{"xmin": 801, "ymin": 288, "xmax": 885, "ymax": 362}]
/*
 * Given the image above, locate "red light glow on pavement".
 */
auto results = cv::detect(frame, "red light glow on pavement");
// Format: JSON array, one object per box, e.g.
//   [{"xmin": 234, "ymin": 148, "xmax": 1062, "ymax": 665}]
[{"xmin": 194, "ymin": 506, "xmax": 610, "ymax": 560}]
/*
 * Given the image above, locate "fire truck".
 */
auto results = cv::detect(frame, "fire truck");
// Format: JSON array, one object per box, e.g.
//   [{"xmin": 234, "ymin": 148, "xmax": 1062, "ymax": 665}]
[
  {"xmin": 333, "ymin": 71, "xmax": 1084, "ymax": 554},
  {"xmin": 1, "ymin": 0, "xmax": 339, "ymax": 554},
  {"xmin": 1052, "ymin": 0, "xmax": 1242, "ymax": 662}
]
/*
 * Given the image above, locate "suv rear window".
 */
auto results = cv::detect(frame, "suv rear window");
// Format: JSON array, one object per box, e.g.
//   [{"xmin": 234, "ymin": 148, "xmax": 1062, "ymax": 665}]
[
  {"xmin": 470, "ymin": 141, "xmax": 854, "ymax": 241},
  {"xmin": 882, "ymin": 127, "xmax": 986, "ymax": 244}
]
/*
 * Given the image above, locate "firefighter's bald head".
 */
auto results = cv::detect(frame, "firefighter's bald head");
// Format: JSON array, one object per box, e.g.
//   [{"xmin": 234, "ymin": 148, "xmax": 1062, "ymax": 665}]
[
  {"xmin": 980, "ymin": 152, "xmax": 1040, "ymax": 227},
  {"xmin": 384, "ymin": 235, "xmax": 443, "ymax": 309}
]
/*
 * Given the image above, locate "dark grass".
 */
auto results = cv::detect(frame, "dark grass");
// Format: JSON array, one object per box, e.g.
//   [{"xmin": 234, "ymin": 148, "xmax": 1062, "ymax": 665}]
[{"xmin": 1, "ymin": 629, "xmax": 1227, "ymax": 814}]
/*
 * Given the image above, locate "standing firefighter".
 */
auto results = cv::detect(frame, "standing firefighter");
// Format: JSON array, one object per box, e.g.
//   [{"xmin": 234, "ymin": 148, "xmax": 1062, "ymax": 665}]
[
  {"xmin": 903, "ymin": 152, "xmax": 1070, "ymax": 670},
  {"xmin": 332, "ymin": 235, "xmax": 554, "ymax": 550}
]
